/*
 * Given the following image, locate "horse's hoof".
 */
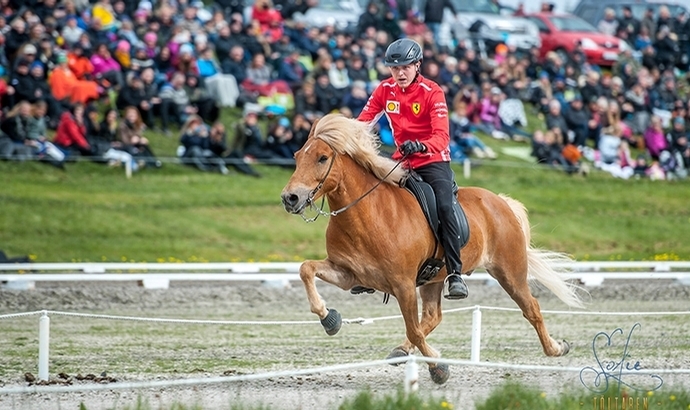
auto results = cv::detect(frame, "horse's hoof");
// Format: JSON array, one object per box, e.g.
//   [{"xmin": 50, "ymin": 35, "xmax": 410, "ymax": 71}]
[
  {"xmin": 385, "ymin": 347, "xmax": 410, "ymax": 366},
  {"xmin": 429, "ymin": 363, "xmax": 450, "ymax": 385},
  {"xmin": 560, "ymin": 339, "xmax": 571, "ymax": 356},
  {"xmin": 320, "ymin": 308, "xmax": 342, "ymax": 336}
]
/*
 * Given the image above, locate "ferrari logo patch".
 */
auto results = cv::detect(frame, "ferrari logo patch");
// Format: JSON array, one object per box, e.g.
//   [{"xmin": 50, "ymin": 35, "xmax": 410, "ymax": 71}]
[
  {"xmin": 386, "ymin": 100, "xmax": 400, "ymax": 114},
  {"xmin": 412, "ymin": 102, "xmax": 421, "ymax": 115}
]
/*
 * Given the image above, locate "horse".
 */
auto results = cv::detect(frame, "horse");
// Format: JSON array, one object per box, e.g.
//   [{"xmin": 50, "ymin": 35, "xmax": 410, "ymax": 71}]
[{"xmin": 280, "ymin": 113, "xmax": 583, "ymax": 384}]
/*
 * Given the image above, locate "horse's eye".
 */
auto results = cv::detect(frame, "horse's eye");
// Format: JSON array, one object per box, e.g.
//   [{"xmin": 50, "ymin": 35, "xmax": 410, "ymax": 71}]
[{"xmin": 318, "ymin": 155, "xmax": 328, "ymax": 164}]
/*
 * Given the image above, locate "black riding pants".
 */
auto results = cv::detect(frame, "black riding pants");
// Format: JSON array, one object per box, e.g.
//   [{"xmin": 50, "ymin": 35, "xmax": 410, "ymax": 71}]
[{"xmin": 414, "ymin": 161, "xmax": 463, "ymax": 274}]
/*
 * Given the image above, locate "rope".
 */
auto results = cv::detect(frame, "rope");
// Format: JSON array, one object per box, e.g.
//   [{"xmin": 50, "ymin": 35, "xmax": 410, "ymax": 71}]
[
  {"xmin": 1, "ymin": 355, "xmax": 689, "ymax": 396},
  {"xmin": 1, "ymin": 305, "xmax": 688, "ymax": 326}
]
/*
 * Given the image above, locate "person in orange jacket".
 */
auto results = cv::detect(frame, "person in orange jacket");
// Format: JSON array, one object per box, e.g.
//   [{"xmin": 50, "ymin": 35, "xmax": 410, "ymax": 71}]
[{"xmin": 50, "ymin": 52, "xmax": 100, "ymax": 104}]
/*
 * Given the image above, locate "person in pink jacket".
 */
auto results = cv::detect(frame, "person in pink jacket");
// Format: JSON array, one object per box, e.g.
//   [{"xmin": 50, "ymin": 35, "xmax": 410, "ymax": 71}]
[
  {"xmin": 644, "ymin": 115, "xmax": 669, "ymax": 160},
  {"xmin": 90, "ymin": 43, "xmax": 123, "ymax": 90}
]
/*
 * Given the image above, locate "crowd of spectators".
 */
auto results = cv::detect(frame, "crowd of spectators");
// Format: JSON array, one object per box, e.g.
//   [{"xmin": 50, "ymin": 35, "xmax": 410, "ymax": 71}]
[{"xmin": 0, "ymin": 0, "xmax": 688, "ymax": 180}]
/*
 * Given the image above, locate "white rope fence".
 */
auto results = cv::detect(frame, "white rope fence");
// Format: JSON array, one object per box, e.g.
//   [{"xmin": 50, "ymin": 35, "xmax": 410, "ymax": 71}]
[{"xmin": 1, "ymin": 305, "xmax": 690, "ymax": 386}]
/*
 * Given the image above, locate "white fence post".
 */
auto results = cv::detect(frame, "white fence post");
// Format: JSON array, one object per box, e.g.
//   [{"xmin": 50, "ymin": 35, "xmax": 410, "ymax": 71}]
[
  {"xmin": 404, "ymin": 355, "xmax": 419, "ymax": 394},
  {"xmin": 470, "ymin": 306, "xmax": 482, "ymax": 363},
  {"xmin": 463, "ymin": 158, "xmax": 471, "ymax": 179},
  {"xmin": 38, "ymin": 310, "xmax": 50, "ymax": 381}
]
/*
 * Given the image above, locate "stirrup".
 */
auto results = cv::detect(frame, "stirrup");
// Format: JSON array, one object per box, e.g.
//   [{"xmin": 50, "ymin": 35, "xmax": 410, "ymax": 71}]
[
  {"xmin": 444, "ymin": 273, "xmax": 469, "ymax": 300},
  {"xmin": 350, "ymin": 286, "xmax": 375, "ymax": 295}
]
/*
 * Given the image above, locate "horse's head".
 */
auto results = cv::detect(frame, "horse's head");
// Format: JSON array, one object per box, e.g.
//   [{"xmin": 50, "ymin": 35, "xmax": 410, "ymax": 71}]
[
  {"xmin": 281, "ymin": 114, "xmax": 406, "ymax": 215},
  {"xmin": 281, "ymin": 117, "xmax": 340, "ymax": 214}
]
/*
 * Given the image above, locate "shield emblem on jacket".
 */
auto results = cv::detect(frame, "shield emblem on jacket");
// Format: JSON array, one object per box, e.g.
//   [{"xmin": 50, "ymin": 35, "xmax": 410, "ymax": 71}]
[{"xmin": 412, "ymin": 102, "xmax": 421, "ymax": 115}]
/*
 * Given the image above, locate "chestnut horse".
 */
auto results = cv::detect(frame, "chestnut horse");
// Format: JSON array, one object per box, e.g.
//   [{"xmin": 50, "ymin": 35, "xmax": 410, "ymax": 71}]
[{"xmin": 281, "ymin": 114, "xmax": 582, "ymax": 384}]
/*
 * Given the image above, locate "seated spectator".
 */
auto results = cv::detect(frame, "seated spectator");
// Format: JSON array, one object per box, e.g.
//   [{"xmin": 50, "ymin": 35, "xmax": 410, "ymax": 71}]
[
  {"xmin": 633, "ymin": 154, "xmax": 650, "ymax": 178},
  {"xmin": 232, "ymin": 106, "xmax": 280, "ymax": 163},
  {"xmin": 634, "ymin": 26, "xmax": 652, "ymax": 51},
  {"xmin": 242, "ymin": 52, "xmax": 290, "ymax": 96},
  {"xmin": 158, "ymin": 72, "xmax": 196, "ymax": 134},
  {"xmin": 49, "ymin": 53, "xmax": 100, "ymax": 104},
  {"xmin": 347, "ymin": 54, "xmax": 370, "ymax": 87},
  {"xmin": 117, "ymin": 73, "xmax": 159, "ymax": 129},
  {"xmin": 154, "ymin": 45, "xmax": 174, "ymax": 79},
  {"xmin": 185, "ymin": 74, "xmax": 219, "ymax": 123},
  {"xmin": 67, "ymin": 44, "xmax": 94, "ymax": 82},
  {"xmin": 90, "ymin": 43, "xmax": 123, "ymax": 90},
  {"xmin": 113, "ymin": 40, "xmax": 132, "ymax": 71},
  {"xmin": 208, "ymin": 121, "xmax": 262, "ymax": 177},
  {"xmin": 294, "ymin": 80, "xmax": 321, "ymax": 121},
  {"xmin": 341, "ymin": 81, "xmax": 369, "ymax": 118},
  {"xmin": 450, "ymin": 100, "xmax": 497, "ymax": 161},
  {"xmin": 53, "ymin": 103, "xmax": 92, "ymax": 157},
  {"xmin": 623, "ymin": 81, "xmax": 651, "ymax": 135},
  {"xmin": 277, "ymin": 49, "xmax": 307, "ymax": 92},
  {"xmin": 314, "ymin": 73, "xmax": 340, "ymax": 115},
  {"xmin": 118, "ymin": 19, "xmax": 141, "ymax": 50},
  {"xmin": 288, "ymin": 113, "xmax": 311, "ymax": 153},
  {"xmin": 173, "ymin": 43, "xmax": 199, "ymax": 77},
  {"xmin": 668, "ymin": 117, "xmax": 690, "ymax": 170},
  {"xmin": 178, "ymin": 114, "xmax": 229, "ymax": 174},
  {"xmin": 92, "ymin": 108, "xmax": 140, "ymax": 171},
  {"xmin": 644, "ymin": 115, "xmax": 668, "ymax": 160},
  {"xmin": 477, "ymin": 87, "xmax": 509, "ymax": 140},
  {"xmin": 531, "ymin": 129, "xmax": 577, "ymax": 173},
  {"xmin": 130, "ymin": 45, "xmax": 155, "ymax": 75},
  {"xmin": 0, "ymin": 101, "xmax": 37, "ymax": 161},
  {"xmin": 27, "ymin": 100, "xmax": 65, "ymax": 167},
  {"xmin": 265, "ymin": 117, "xmax": 295, "ymax": 160},
  {"xmin": 62, "ymin": 16, "xmax": 84, "ymax": 46},
  {"xmin": 222, "ymin": 45, "xmax": 248, "ymax": 85},
  {"xmin": 118, "ymin": 106, "xmax": 161, "ymax": 167}
]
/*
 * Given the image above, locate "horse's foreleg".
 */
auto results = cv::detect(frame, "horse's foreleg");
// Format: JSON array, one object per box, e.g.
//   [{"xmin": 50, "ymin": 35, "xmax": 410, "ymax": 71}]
[
  {"xmin": 388, "ymin": 282, "xmax": 444, "ymax": 359},
  {"xmin": 299, "ymin": 259, "xmax": 356, "ymax": 336},
  {"xmin": 395, "ymin": 284, "xmax": 450, "ymax": 385}
]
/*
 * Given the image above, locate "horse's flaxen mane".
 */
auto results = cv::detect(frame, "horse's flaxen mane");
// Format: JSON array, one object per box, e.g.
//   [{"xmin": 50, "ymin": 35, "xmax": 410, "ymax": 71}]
[{"xmin": 313, "ymin": 114, "xmax": 406, "ymax": 185}]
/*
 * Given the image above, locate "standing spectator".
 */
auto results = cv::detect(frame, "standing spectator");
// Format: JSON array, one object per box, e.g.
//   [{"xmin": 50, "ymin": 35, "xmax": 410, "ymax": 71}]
[
  {"xmin": 653, "ymin": 25, "xmax": 679, "ymax": 72},
  {"xmin": 597, "ymin": 8, "xmax": 619, "ymax": 36},
  {"xmin": 641, "ymin": 8, "xmax": 656, "ymax": 41},
  {"xmin": 418, "ymin": 0, "xmax": 456, "ymax": 47},
  {"xmin": 564, "ymin": 95, "xmax": 589, "ymax": 147},
  {"xmin": 356, "ymin": 2, "xmax": 383, "ymax": 39},
  {"xmin": 53, "ymin": 103, "xmax": 92, "ymax": 157},
  {"xmin": 265, "ymin": 117, "xmax": 295, "ymax": 160},
  {"xmin": 618, "ymin": 6, "xmax": 640, "ymax": 39}
]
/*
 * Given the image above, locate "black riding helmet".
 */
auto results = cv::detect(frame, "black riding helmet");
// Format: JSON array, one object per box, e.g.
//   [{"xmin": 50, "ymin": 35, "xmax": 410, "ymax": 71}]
[{"xmin": 384, "ymin": 38, "xmax": 423, "ymax": 67}]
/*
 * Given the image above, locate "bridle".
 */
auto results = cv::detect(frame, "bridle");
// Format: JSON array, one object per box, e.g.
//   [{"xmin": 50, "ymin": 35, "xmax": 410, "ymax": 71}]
[{"xmin": 300, "ymin": 142, "xmax": 404, "ymax": 223}]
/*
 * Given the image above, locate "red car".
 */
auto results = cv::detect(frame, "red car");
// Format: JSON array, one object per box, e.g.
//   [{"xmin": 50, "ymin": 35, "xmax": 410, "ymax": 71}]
[{"xmin": 524, "ymin": 13, "xmax": 628, "ymax": 67}]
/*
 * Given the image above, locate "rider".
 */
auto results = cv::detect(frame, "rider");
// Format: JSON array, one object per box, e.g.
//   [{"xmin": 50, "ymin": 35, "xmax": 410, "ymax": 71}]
[{"xmin": 355, "ymin": 38, "xmax": 469, "ymax": 300}]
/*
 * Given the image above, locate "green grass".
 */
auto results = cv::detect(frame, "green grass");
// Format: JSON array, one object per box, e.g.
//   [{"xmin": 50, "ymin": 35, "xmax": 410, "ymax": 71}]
[{"xmin": 1, "ymin": 106, "xmax": 689, "ymax": 262}]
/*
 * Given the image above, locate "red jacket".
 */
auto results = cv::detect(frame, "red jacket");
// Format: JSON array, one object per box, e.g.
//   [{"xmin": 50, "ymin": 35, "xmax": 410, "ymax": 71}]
[
  {"xmin": 358, "ymin": 74, "xmax": 451, "ymax": 169},
  {"xmin": 53, "ymin": 112, "xmax": 90, "ymax": 150}
]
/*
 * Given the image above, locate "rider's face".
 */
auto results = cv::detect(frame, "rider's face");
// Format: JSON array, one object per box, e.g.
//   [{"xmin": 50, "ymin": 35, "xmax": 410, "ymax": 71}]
[{"xmin": 389, "ymin": 62, "xmax": 419, "ymax": 88}]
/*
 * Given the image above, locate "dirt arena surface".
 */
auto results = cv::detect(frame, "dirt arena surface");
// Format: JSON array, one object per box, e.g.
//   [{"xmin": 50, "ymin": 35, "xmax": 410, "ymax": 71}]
[{"xmin": 1, "ymin": 280, "xmax": 689, "ymax": 409}]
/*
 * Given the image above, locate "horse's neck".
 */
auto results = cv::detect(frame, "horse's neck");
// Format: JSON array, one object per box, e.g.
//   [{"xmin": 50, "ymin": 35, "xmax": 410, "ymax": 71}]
[{"xmin": 326, "ymin": 157, "xmax": 394, "ymax": 223}]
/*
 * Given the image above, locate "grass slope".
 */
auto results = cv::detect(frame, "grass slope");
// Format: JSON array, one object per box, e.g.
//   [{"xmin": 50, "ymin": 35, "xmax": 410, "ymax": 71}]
[{"xmin": 1, "ymin": 113, "xmax": 688, "ymax": 262}]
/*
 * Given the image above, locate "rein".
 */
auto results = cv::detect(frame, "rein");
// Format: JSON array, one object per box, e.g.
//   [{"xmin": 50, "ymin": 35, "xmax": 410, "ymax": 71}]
[{"xmin": 300, "ymin": 145, "xmax": 405, "ymax": 223}]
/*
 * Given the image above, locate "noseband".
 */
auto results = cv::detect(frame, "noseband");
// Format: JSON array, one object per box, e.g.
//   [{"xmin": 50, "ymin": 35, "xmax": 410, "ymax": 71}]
[{"xmin": 300, "ymin": 141, "xmax": 403, "ymax": 223}]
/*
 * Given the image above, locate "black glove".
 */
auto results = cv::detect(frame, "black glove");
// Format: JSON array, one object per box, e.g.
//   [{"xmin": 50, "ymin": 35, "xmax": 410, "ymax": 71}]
[{"xmin": 399, "ymin": 140, "xmax": 427, "ymax": 157}]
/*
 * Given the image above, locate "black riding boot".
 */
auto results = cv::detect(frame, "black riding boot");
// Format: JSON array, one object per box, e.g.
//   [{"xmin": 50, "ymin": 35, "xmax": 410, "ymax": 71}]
[{"xmin": 441, "ymin": 208, "xmax": 469, "ymax": 300}]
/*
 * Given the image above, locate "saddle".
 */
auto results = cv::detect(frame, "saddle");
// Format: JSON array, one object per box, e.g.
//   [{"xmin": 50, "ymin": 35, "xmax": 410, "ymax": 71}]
[{"xmin": 403, "ymin": 171, "xmax": 471, "ymax": 287}]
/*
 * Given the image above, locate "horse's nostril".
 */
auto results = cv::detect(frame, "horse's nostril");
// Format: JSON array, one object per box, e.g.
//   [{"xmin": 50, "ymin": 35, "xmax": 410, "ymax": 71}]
[{"xmin": 281, "ymin": 193, "xmax": 299, "ymax": 207}]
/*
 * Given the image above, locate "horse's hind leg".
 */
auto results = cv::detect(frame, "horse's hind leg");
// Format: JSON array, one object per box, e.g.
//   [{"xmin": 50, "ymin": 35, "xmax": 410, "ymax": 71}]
[
  {"xmin": 388, "ymin": 281, "xmax": 444, "ymax": 359},
  {"xmin": 490, "ymin": 265, "xmax": 569, "ymax": 357},
  {"xmin": 299, "ymin": 259, "xmax": 356, "ymax": 336}
]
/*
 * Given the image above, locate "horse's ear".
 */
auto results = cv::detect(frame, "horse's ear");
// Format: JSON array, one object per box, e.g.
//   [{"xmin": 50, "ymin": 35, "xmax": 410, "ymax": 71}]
[{"xmin": 307, "ymin": 117, "xmax": 321, "ymax": 140}]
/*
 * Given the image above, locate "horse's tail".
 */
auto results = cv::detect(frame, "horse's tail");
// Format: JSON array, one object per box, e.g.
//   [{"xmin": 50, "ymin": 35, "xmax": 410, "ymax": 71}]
[{"xmin": 499, "ymin": 194, "xmax": 584, "ymax": 309}]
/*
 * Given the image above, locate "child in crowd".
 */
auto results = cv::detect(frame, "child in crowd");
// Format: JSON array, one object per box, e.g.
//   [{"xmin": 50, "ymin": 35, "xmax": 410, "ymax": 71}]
[{"xmin": 449, "ymin": 100, "xmax": 497, "ymax": 161}]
